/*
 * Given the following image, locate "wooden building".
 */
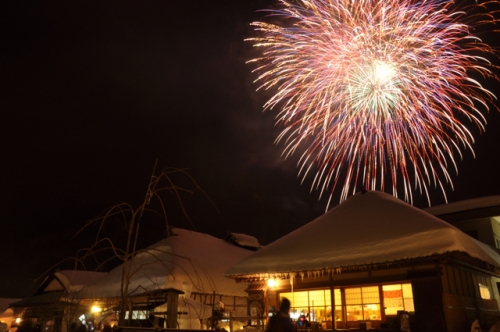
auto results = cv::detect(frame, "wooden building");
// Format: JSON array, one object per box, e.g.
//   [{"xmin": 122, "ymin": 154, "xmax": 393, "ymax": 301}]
[
  {"xmin": 9, "ymin": 270, "xmax": 107, "ymax": 332},
  {"xmin": 225, "ymin": 191, "xmax": 500, "ymax": 332},
  {"xmin": 424, "ymin": 195, "xmax": 500, "ymax": 250},
  {"xmin": 79, "ymin": 228, "xmax": 259, "ymax": 329}
]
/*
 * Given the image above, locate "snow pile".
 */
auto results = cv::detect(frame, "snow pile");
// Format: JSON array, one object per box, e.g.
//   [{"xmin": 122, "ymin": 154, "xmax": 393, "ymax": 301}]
[{"xmin": 226, "ymin": 191, "xmax": 500, "ymax": 278}]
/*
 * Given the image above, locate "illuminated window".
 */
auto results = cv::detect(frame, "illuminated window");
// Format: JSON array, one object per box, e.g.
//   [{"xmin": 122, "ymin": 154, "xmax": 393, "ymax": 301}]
[
  {"xmin": 280, "ymin": 290, "xmax": 333, "ymax": 322},
  {"xmin": 334, "ymin": 289, "xmax": 342, "ymax": 322},
  {"xmin": 479, "ymin": 284, "xmax": 491, "ymax": 300},
  {"xmin": 345, "ymin": 286, "xmax": 381, "ymax": 321},
  {"xmin": 124, "ymin": 310, "xmax": 148, "ymax": 320},
  {"xmin": 382, "ymin": 283, "xmax": 414, "ymax": 315}
]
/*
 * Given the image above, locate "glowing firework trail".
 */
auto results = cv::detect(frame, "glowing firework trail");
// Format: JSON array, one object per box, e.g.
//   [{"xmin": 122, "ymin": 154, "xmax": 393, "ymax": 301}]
[{"xmin": 247, "ymin": 0, "xmax": 500, "ymax": 205}]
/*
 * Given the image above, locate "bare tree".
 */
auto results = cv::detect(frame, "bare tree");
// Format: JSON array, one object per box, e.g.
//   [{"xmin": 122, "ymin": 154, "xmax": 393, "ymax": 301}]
[{"xmin": 73, "ymin": 164, "xmax": 216, "ymax": 327}]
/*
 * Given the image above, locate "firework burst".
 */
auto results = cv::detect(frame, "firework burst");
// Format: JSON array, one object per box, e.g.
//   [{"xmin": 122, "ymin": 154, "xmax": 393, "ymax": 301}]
[{"xmin": 247, "ymin": 0, "xmax": 500, "ymax": 205}]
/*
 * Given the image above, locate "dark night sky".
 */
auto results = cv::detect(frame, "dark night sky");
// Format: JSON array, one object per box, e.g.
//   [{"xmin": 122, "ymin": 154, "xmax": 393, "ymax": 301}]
[{"xmin": 1, "ymin": 1, "xmax": 499, "ymax": 298}]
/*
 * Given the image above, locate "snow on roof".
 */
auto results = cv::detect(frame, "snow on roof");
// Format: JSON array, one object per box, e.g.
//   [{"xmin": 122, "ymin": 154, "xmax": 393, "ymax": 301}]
[
  {"xmin": 81, "ymin": 228, "xmax": 257, "ymax": 298},
  {"xmin": 423, "ymin": 195, "xmax": 500, "ymax": 216},
  {"xmin": 225, "ymin": 191, "xmax": 500, "ymax": 278},
  {"xmin": 55, "ymin": 270, "xmax": 108, "ymax": 292},
  {"xmin": 226, "ymin": 232, "xmax": 261, "ymax": 249},
  {"xmin": 0, "ymin": 298, "xmax": 20, "ymax": 313}
]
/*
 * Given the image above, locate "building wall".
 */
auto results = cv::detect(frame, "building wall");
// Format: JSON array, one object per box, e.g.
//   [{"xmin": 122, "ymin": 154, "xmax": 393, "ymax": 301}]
[
  {"xmin": 262, "ymin": 264, "xmax": 437, "ymax": 330},
  {"xmin": 440, "ymin": 264, "xmax": 500, "ymax": 332},
  {"xmin": 253, "ymin": 262, "xmax": 500, "ymax": 332},
  {"xmin": 453, "ymin": 218, "xmax": 496, "ymax": 248},
  {"xmin": 411, "ymin": 275, "xmax": 446, "ymax": 332},
  {"xmin": 491, "ymin": 217, "xmax": 500, "ymax": 249}
]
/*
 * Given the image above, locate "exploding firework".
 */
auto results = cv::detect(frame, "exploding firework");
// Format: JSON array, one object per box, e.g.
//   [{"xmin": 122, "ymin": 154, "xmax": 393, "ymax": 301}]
[{"xmin": 248, "ymin": 0, "xmax": 500, "ymax": 205}]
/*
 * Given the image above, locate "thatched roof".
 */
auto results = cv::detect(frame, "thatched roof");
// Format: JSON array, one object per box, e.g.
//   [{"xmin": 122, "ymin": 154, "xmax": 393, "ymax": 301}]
[
  {"xmin": 226, "ymin": 191, "xmax": 500, "ymax": 279},
  {"xmin": 81, "ymin": 228, "xmax": 257, "ymax": 298}
]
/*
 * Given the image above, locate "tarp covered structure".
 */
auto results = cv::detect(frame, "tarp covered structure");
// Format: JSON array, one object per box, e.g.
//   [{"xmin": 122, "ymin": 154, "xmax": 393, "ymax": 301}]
[{"xmin": 226, "ymin": 191, "xmax": 500, "ymax": 278}]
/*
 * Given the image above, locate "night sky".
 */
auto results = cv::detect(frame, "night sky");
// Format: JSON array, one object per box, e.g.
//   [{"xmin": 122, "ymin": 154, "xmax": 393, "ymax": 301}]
[{"xmin": 1, "ymin": 1, "xmax": 500, "ymax": 298}]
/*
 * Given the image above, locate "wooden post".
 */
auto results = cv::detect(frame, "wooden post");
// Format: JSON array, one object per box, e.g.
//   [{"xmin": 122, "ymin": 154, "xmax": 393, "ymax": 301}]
[
  {"xmin": 165, "ymin": 288, "xmax": 184, "ymax": 329},
  {"xmin": 211, "ymin": 291, "xmax": 216, "ymax": 330}
]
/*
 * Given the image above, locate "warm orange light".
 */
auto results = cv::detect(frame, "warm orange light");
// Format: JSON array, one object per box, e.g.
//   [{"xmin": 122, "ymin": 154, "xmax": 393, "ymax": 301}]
[
  {"xmin": 91, "ymin": 306, "xmax": 102, "ymax": 313},
  {"xmin": 267, "ymin": 278, "xmax": 276, "ymax": 288}
]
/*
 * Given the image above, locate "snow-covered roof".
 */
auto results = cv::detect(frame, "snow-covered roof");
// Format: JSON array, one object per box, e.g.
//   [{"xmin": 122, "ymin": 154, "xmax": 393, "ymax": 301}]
[
  {"xmin": 0, "ymin": 298, "xmax": 20, "ymax": 313},
  {"xmin": 424, "ymin": 195, "xmax": 500, "ymax": 216},
  {"xmin": 226, "ymin": 232, "xmax": 261, "ymax": 249},
  {"xmin": 54, "ymin": 270, "xmax": 107, "ymax": 292},
  {"xmin": 81, "ymin": 228, "xmax": 257, "ymax": 298},
  {"xmin": 225, "ymin": 191, "xmax": 500, "ymax": 278}
]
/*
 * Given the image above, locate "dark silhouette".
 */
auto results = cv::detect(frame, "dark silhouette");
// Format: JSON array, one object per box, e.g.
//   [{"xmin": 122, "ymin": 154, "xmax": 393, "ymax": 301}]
[{"xmin": 266, "ymin": 298, "xmax": 296, "ymax": 332}]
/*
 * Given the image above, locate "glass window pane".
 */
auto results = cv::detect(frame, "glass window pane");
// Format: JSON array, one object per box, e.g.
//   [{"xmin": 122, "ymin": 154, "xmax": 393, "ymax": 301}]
[
  {"xmin": 363, "ymin": 304, "xmax": 381, "ymax": 320},
  {"xmin": 334, "ymin": 306, "xmax": 342, "ymax": 322},
  {"xmin": 334, "ymin": 289, "xmax": 341, "ymax": 305},
  {"xmin": 293, "ymin": 292, "xmax": 309, "ymax": 307},
  {"xmin": 361, "ymin": 286, "xmax": 380, "ymax": 303},
  {"xmin": 281, "ymin": 290, "xmax": 333, "ymax": 321},
  {"xmin": 403, "ymin": 298, "xmax": 414, "ymax": 312},
  {"xmin": 383, "ymin": 284, "xmax": 403, "ymax": 315},
  {"xmin": 281, "ymin": 291, "xmax": 309, "ymax": 307},
  {"xmin": 345, "ymin": 288, "xmax": 361, "ymax": 305},
  {"xmin": 402, "ymin": 283, "xmax": 413, "ymax": 298},
  {"xmin": 309, "ymin": 290, "xmax": 326, "ymax": 306},
  {"xmin": 402, "ymin": 283, "xmax": 414, "ymax": 312},
  {"xmin": 479, "ymin": 284, "xmax": 491, "ymax": 300},
  {"xmin": 383, "ymin": 284, "xmax": 401, "ymax": 292},
  {"xmin": 346, "ymin": 305, "xmax": 363, "ymax": 321}
]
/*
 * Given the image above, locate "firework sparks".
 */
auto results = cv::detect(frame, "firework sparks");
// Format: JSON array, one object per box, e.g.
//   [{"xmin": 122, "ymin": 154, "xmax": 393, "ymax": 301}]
[{"xmin": 247, "ymin": 0, "xmax": 500, "ymax": 205}]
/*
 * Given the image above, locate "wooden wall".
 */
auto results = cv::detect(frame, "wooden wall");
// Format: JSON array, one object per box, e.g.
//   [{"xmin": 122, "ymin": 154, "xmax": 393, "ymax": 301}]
[{"xmin": 441, "ymin": 264, "xmax": 500, "ymax": 332}]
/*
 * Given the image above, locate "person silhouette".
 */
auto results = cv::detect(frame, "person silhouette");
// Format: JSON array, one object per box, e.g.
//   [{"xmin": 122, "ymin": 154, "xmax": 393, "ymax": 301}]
[{"xmin": 267, "ymin": 298, "xmax": 296, "ymax": 332}]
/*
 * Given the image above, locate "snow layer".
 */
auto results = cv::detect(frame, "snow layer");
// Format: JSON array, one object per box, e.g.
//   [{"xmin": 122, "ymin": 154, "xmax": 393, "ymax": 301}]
[
  {"xmin": 0, "ymin": 299, "xmax": 20, "ymax": 313},
  {"xmin": 225, "ymin": 191, "xmax": 500, "ymax": 277},
  {"xmin": 81, "ymin": 228, "xmax": 256, "ymax": 298},
  {"xmin": 424, "ymin": 195, "xmax": 500, "ymax": 216},
  {"xmin": 54, "ymin": 270, "xmax": 107, "ymax": 292},
  {"xmin": 227, "ymin": 232, "xmax": 261, "ymax": 249}
]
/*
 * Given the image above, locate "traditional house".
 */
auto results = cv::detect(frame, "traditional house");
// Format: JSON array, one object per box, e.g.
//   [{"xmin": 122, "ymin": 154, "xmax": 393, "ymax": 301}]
[
  {"xmin": 79, "ymin": 228, "xmax": 260, "ymax": 330},
  {"xmin": 225, "ymin": 191, "xmax": 500, "ymax": 332},
  {"xmin": 9, "ymin": 270, "xmax": 107, "ymax": 332},
  {"xmin": 0, "ymin": 298, "xmax": 22, "ymax": 332}
]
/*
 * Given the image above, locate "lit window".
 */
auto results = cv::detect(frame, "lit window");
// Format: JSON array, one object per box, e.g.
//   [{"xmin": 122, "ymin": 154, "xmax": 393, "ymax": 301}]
[
  {"xmin": 479, "ymin": 284, "xmax": 491, "ymax": 300},
  {"xmin": 345, "ymin": 286, "xmax": 381, "ymax": 321},
  {"xmin": 124, "ymin": 310, "xmax": 148, "ymax": 320},
  {"xmin": 280, "ymin": 290, "xmax": 333, "ymax": 322},
  {"xmin": 382, "ymin": 283, "xmax": 414, "ymax": 315},
  {"xmin": 334, "ymin": 289, "xmax": 342, "ymax": 322}
]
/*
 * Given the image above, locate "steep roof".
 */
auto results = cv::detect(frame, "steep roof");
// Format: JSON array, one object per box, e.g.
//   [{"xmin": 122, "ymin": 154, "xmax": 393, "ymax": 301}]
[
  {"xmin": 81, "ymin": 228, "xmax": 257, "ymax": 298},
  {"xmin": 9, "ymin": 270, "xmax": 107, "ymax": 308},
  {"xmin": 54, "ymin": 270, "xmax": 107, "ymax": 292},
  {"xmin": 225, "ymin": 191, "xmax": 500, "ymax": 278}
]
